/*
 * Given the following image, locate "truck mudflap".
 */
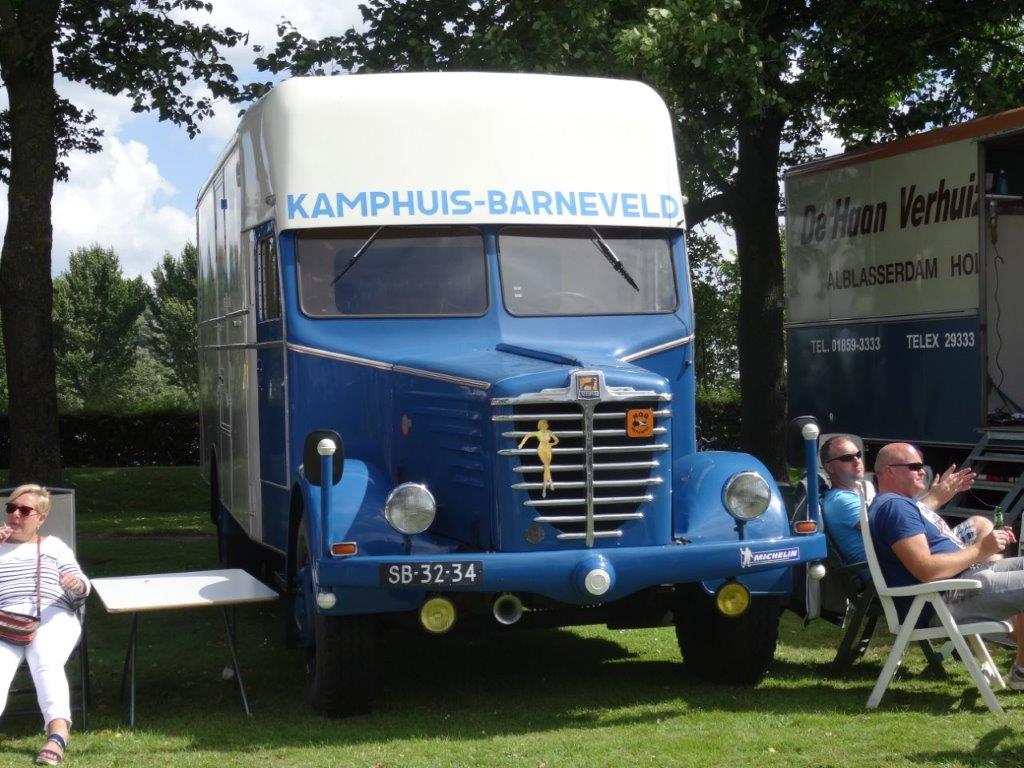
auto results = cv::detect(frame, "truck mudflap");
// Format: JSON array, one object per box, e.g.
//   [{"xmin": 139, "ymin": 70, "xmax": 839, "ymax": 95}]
[{"xmin": 312, "ymin": 533, "xmax": 826, "ymax": 612}]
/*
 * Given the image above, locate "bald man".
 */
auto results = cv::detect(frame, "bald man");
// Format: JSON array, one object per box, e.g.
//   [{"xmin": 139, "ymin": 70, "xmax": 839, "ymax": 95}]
[
  {"xmin": 869, "ymin": 442, "xmax": 1024, "ymax": 689},
  {"xmin": 820, "ymin": 435, "xmax": 976, "ymax": 574}
]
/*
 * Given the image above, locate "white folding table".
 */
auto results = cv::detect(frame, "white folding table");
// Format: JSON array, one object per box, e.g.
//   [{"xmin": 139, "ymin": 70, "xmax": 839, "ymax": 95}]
[{"xmin": 90, "ymin": 568, "xmax": 278, "ymax": 727}]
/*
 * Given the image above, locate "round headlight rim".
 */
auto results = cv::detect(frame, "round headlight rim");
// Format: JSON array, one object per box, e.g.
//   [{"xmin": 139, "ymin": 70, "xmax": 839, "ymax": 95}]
[
  {"xmin": 384, "ymin": 482, "xmax": 437, "ymax": 536},
  {"xmin": 721, "ymin": 470, "xmax": 772, "ymax": 521}
]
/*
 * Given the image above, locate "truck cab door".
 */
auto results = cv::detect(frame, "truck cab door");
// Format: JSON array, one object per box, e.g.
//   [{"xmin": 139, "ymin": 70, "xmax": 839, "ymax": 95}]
[{"xmin": 255, "ymin": 222, "xmax": 288, "ymax": 491}]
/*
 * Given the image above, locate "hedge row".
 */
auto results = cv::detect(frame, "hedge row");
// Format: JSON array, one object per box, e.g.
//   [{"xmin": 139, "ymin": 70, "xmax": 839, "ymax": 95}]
[
  {"xmin": 0, "ymin": 411, "xmax": 200, "ymax": 467},
  {"xmin": 0, "ymin": 393, "xmax": 741, "ymax": 468}
]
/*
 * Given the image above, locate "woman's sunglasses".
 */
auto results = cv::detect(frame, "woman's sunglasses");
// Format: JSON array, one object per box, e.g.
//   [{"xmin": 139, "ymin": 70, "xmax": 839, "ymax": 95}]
[{"xmin": 5, "ymin": 503, "xmax": 38, "ymax": 517}]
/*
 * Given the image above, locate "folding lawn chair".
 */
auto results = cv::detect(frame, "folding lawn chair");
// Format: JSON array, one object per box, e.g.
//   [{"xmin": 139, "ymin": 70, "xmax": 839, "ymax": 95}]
[{"xmin": 858, "ymin": 482, "xmax": 1009, "ymax": 713}]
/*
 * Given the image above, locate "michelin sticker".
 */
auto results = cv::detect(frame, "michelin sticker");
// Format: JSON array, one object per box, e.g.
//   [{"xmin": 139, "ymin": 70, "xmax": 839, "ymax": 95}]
[
  {"xmin": 286, "ymin": 189, "xmax": 683, "ymax": 221},
  {"xmin": 740, "ymin": 546, "xmax": 800, "ymax": 569}
]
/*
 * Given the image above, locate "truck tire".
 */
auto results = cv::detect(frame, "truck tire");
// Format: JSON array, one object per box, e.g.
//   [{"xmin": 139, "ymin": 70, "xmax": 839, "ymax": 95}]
[
  {"xmin": 673, "ymin": 584, "xmax": 781, "ymax": 685},
  {"xmin": 296, "ymin": 517, "xmax": 377, "ymax": 716}
]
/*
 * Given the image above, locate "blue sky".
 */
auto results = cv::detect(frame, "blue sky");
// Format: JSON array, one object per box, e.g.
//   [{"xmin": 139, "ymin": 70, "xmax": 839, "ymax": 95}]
[{"xmin": 0, "ymin": 1, "xmax": 364, "ymax": 280}]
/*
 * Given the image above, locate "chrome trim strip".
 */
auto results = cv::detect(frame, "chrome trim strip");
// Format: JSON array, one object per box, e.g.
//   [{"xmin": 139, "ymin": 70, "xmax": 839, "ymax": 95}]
[
  {"xmin": 557, "ymin": 530, "xmax": 623, "ymax": 540},
  {"xmin": 205, "ymin": 343, "xmax": 254, "ymax": 351},
  {"xmin": 620, "ymin": 334, "xmax": 694, "ymax": 363},
  {"xmin": 287, "ymin": 342, "xmax": 491, "ymax": 390},
  {"xmin": 261, "ymin": 479, "xmax": 291, "ymax": 491},
  {"xmin": 288, "ymin": 343, "xmax": 392, "ymax": 371},
  {"xmin": 393, "ymin": 364, "xmax": 492, "ymax": 390},
  {"xmin": 199, "ymin": 307, "xmax": 251, "ymax": 326}
]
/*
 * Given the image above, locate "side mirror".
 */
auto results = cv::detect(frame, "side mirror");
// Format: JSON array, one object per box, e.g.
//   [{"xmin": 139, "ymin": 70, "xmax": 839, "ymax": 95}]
[
  {"xmin": 787, "ymin": 416, "xmax": 819, "ymax": 468},
  {"xmin": 304, "ymin": 430, "xmax": 344, "ymax": 486}
]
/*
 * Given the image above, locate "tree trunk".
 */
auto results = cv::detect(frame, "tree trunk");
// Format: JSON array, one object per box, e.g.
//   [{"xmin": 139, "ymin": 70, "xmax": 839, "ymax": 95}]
[
  {"xmin": 732, "ymin": 115, "xmax": 787, "ymax": 478},
  {"xmin": 0, "ymin": 3, "xmax": 63, "ymax": 484}
]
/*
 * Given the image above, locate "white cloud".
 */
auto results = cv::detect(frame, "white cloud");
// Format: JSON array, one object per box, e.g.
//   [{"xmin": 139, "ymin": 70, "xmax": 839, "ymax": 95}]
[
  {"xmin": 50, "ymin": 137, "xmax": 194, "ymax": 279},
  {"xmin": 0, "ymin": 135, "xmax": 193, "ymax": 279}
]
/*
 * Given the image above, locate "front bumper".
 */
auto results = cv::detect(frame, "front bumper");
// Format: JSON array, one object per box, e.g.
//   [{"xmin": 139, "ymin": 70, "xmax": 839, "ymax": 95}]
[{"xmin": 315, "ymin": 533, "xmax": 826, "ymax": 610}]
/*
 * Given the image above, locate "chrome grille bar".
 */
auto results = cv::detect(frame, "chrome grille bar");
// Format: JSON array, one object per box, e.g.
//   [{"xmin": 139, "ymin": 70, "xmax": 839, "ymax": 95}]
[
  {"xmin": 513, "ymin": 463, "xmax": 585, "ymax": 473},
  {"xmin": 499, "ymin": 447, "xmax": 585, "ymax": 456},
  {"xmin": 534, "ymin": 513, "xmax": 644, "ymax": 523},
  {"xmin": 513, "ymin": 477, "xmax": 663, "ymax": 491},
  {"xmin": 593, "ymin": 409, "xmax": 672, "ymax": 420},
  {"xmin": 526, "ymin": 494, "xmax": 654, "ymax": 508},
  {"xmin": 593, "ymin": 443, "xmax": 669, "ymax": 453}
]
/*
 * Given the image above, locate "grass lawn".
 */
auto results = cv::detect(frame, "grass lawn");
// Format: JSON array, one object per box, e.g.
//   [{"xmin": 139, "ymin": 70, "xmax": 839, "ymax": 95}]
[{"xmin": 1, "ymin": 467, "xmax": 1022, "ymax": 767}]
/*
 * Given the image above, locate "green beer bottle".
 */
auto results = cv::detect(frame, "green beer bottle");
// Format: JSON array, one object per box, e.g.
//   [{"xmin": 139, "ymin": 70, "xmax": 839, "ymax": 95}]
[{"xmin": 993, "ymin": 505, "xmax": 1004, "ymax": 528}]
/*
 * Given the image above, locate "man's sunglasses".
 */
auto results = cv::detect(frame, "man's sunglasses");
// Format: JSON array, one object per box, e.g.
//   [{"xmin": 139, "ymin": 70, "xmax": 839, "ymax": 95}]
[
  {"xmin": 827, "ymin": 451, "xmax": 863, "ymax": 463},
  {"xmin": 889, "ymin": 462, "xmax": 926, "ymax": 472},
  {"xmin": 4, "ymin": 503, "xmax": 38, "ymax": 517}
]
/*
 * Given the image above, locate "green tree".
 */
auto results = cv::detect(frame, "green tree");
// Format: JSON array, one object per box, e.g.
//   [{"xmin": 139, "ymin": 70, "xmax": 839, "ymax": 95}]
[
  {"xmin": 0, "ymin": 2, "xmax": 249, "ymax": 482},
  {"xmin": 255, "ymin": 1, "xmax": 1024, "ymax": 475},
  {"xmin": 53, "ymin": 245, "xmax": 150, "ymax": 410},
  {"xmin": 688, "ymin": 229, "xmax": 738, "ymax": 395},
  {"xmin": 148, "ymin": 243, "xmax": 198, "ymax": 400}
]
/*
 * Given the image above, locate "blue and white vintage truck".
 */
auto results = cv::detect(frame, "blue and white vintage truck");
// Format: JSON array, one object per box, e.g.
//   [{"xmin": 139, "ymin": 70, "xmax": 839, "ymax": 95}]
[{"xmin": 197, "ymin": 73, "xmax": 827, "ymax": 715}]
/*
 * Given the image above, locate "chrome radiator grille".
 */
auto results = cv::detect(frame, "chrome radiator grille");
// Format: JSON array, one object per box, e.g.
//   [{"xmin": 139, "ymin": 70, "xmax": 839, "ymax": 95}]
[{"xmin": 493, "ymin": 373, "xmax": 670, "ymax": 546}]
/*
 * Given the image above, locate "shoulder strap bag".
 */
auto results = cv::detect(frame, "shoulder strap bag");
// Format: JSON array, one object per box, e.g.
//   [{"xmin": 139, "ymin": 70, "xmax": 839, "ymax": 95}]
[{"xmin": 0, "ymin": 536, "xmax": 42, "ymax": 646}]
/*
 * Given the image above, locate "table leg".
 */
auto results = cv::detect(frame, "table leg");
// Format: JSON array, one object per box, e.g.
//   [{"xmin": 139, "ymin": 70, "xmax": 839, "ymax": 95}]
[
  {"xmin": 222, "ymin": 607, "xmax": 252, "ymax": 717},
  {"xmin": 118, "ymin": 614, "xmax": 139, "ymax": 729}
]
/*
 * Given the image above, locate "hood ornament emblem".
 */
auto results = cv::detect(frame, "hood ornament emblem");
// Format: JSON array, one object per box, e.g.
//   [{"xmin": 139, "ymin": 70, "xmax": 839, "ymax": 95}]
[{"xmin": 518, "ymin": 419, "xmax": 559, "ymax": 497}]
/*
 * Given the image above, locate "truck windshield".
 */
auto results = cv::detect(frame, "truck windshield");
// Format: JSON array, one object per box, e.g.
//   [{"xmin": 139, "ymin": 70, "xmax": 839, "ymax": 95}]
[
  {"xmin": 295, "ymin": 226, "xmax": 488, "ymax": 317},
  {"xmin": 497, "ymin": 226, "xmax": 678, "ymax": 316}
]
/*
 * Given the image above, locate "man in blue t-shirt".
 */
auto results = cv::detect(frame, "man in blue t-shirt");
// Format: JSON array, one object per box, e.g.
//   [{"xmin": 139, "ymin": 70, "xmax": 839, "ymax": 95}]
[
  {"xmin": 869, "ymin": 442, "xmax": 1024, "ymax": 690},
  {"xmin": 820, "ymin": 435, "xmax": 978, "ymax": 577}
]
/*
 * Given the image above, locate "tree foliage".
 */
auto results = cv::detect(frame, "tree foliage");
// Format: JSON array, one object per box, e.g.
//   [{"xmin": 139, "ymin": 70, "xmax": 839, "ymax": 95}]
[
  {"xmin": 148, "ymin": 243, "xmax": 198, "ymax": 400},
  {"xmin": 0, "ymin": 1, "xmax": 252, "ymax": 481},
  {"xmin": 688, "ymin": 229, "xmax": 738, "ymax": 395},
  {"xmin": 256, "ymin": 1, "xmax": 1024, "ymax": 475},
  {"xmin": 53, "ymin": 245, "xmax": 150, "ymax": 410}
]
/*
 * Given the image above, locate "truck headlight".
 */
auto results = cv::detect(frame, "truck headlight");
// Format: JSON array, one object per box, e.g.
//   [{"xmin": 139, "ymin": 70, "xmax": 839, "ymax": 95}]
[
  {"xmin": 384, "ymin": 483, "xmax": 436, "ymax": 535},
  {"xmin": 722, "ymin": 471, "xmax": 771, "ymax": 521}
]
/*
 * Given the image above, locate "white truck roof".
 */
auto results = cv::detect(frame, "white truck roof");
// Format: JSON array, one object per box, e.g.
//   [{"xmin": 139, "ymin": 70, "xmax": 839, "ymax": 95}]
[{"xmin": 204, "ymin": 72, "xmax": 685, "ymax": 231}]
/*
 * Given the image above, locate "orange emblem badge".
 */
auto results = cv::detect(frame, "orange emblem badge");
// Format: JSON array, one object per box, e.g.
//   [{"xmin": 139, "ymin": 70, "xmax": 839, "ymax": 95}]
[{"xmin": 626, "ymin": 408, "xmax": 654, "ymax": 438}]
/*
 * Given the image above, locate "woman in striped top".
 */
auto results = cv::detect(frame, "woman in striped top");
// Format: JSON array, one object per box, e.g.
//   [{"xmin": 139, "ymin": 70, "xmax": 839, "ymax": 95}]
[{"xmin": 0, "ymin": 484, "xmax": 89, "ymax": 765}]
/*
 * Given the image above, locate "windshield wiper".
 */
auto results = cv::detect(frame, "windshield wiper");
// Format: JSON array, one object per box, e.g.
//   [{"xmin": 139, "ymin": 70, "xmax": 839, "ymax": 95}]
[
  {"xmin": 330, "ymin": 227, "xmax": 383, "ymax": 286},
  {"xmin": 589, "ymin": 227, "xmax": 639, "ymax": 292}
]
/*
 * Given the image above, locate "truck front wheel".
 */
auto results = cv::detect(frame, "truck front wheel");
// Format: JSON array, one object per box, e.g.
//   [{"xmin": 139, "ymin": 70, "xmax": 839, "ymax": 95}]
[
  {"xmin": 295, "ymin": 517, "xmax": 377, "ymax": 716},
  {"xmin": 673, "ymin": 584, "xmax": 781, "ymax": 685}
]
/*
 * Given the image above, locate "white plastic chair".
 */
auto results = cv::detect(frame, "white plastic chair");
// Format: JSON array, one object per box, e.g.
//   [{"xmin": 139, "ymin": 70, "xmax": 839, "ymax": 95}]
[{"xmin": 858, "ymin": 482, "xmax": 1010, "ymax": 713}]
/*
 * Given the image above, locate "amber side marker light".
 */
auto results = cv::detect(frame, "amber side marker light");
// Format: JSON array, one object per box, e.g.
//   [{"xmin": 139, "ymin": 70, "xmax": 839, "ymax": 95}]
[
  {"xmin": 793, "ymin": 520, "xmax": 818, "ymax": 534},
  {"xmin": 331, "ymin": 542, "xmax": 358, "ymax": 556}
]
